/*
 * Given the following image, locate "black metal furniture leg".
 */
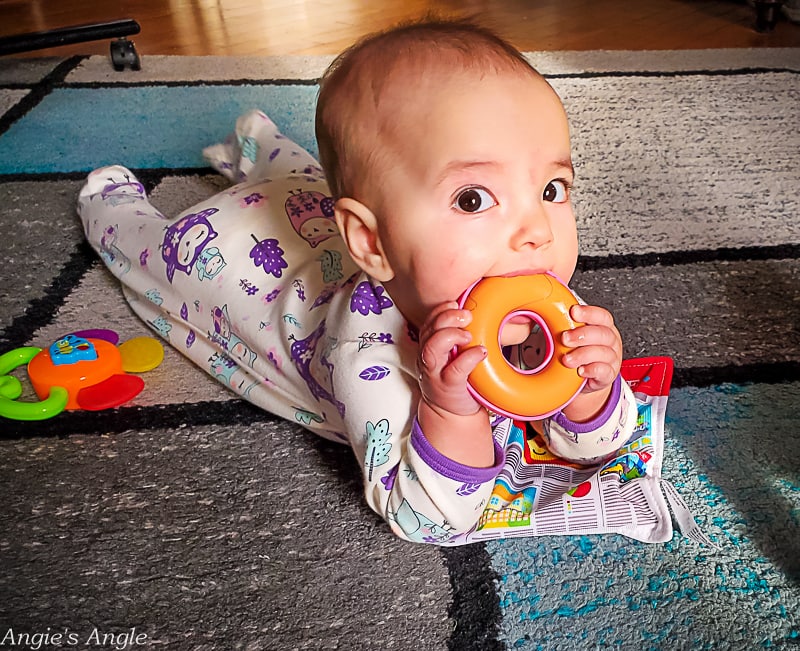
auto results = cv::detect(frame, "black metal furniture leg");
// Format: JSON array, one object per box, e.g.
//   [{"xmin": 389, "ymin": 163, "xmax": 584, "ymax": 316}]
[
  {"xmin": 110, "ymin": 38, "xmax": 141, "ymax": 71},
  {"xmin": 0, "ymin": 19, "xmax": 141, "ymax": 70},
  {"xmin": 753, "ymin": 0, "xmax": 784, "ymax": 32}
]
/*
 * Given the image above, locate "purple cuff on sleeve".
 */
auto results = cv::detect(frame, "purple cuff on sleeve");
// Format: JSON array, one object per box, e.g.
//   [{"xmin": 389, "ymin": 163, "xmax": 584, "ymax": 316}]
[
  {"xmin": 552, "ymin": 374, "xmax": 623, "ymax": 434},
  {"xmin": 410, "ymin": 417, "xmax": 504, "ymax": 484}
]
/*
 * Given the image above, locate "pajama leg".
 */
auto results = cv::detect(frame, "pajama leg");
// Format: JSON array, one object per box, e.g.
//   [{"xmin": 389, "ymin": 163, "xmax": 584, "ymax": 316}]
[
  {"xmin": 77, "ymin": 165, "xmax": 235, "ymax": 390},
  {"xmin": 202, "ymin": 109, "xmax": 324, "ymax": 184},
  {"xmin": 77, "ymin": 165, "xmax": 168, "ymax": 282},
  {"xmin": 77, "ymin": 164, "xmax": 300, "ymax": 415}
]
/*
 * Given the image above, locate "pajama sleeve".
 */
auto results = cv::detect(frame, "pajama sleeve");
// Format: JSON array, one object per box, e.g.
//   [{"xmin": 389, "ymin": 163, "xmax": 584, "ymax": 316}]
[
  {"xmin": 331, "ymin": 339, "xmax": 504, "ymax": 544},
  {"xmin": 325, "ymin": 279, "xmax": 634, "ymax": 542},
  {"xmin": 542, "ymin": 375, "xmax": 638, "ymax": 465}
]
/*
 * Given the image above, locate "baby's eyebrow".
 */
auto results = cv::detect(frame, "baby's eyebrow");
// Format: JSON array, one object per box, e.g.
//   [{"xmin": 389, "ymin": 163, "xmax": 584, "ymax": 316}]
[
  {"xmin": 554, "ymin": 158, "xmax": 575, "ymax": 178},
  {"xmin": 434, "ymin": 160, "xmax": 500, "ymax": 187},
  {"xmin": 434, "ymin": 157, "xmax": 575, "ymax": 186}
]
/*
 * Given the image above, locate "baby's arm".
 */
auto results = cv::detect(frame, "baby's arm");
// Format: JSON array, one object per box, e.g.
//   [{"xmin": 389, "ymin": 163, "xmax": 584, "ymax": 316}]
[
  {"xmin": 543, "ymin": 303, "xmax": 637, "ymax": 463},
  {"xmin": 542, "ymin": 374, "xmax": 638, "ymax": 464},
  {"xmin": 341, "ymin": 366, "xmax": 503, "ymax": 543},
  {"xmin": 415, "ymin": 302, "xmax": 496, "ymax": 468},
  {"xmin": 336, "ymin": 305, "xmax": 503, "ymax": 543}
]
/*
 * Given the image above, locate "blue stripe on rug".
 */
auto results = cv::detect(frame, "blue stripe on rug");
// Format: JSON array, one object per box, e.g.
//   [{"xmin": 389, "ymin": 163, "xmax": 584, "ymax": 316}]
[
  {"xmin": 0, "ymin": 85, "xmax": 319, "ymax": 174},
  {"xmin": 488, "ymin": 381, "xmax": 799, "ymax": 650}
]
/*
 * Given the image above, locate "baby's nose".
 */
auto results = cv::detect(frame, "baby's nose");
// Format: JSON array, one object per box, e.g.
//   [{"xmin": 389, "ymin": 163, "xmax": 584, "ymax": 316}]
[{"xmin": 511, "ymin": 208, "xmax": 554, "ymax": 250}]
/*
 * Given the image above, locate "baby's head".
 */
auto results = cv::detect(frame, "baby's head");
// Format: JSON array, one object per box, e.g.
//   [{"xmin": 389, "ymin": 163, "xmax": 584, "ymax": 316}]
[
  {"xmin": 317, "ymin": 19, "xmax": 542, "ymax": 200},
  {"xmin": 316, "ymin": 19, "xmax": 579, "ymax": 329}
]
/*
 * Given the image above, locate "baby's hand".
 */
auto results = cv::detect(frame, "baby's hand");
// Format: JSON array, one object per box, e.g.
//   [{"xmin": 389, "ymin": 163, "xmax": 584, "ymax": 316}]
[
  {"xmin": 416, "ymin": 302, "xmax": 487, "ymax": 417},
  {"xmin": 561, "ymin": 304, "xmax": 623, "ymax": 395}
]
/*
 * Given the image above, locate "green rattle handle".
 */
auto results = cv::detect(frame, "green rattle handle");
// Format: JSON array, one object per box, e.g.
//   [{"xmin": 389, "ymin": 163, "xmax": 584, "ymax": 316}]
[
  {"xmin": 0, "ymin": 347, "xmax": 42, "ymax": 373},
  {"xmin": 0, "ymin": 347, "xmax": 70, "ymax": 421}
]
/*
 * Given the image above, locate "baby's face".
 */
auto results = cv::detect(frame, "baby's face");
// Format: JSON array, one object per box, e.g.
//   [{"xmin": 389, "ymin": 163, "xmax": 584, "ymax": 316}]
[{"xmin": 367, "ymin": 69, "xmax": 579, "ymax": 332}]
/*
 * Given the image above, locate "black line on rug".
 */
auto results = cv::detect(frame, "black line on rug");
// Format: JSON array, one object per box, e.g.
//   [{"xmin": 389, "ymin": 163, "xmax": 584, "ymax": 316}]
[
  {"xmin": 60, "ymin": 78, "xmax": 321, "ymax": 89},
  {"xmin": 443, "ymin": 544, "xmax": 505, "ymax": 651},
  {"xmin": 47, "ymin": 65, "xmax": 799, "ymax": 89},
  {"xmin": 672, "ymin": 361, "xmax": 800, "ymax": 389},
  {"xmin": 2, "ymin": 360, "xmax": 798, "ymax": 440},
  {"xmin": 0, "ymin": 56, "xmax": 86, "ymax": 137},
  {"xmin": 577, "ymin": 243, "xmax": 800, "ymax": 270},
  {"xmin": 0, "ymin": 239, "xmax": 96, "ymax": 350},
  {"xmin": 1, "ymin": 398, "xmax": 276, "ymax": 439},
  {"xmin": 546, "ymin": 67, "xmax": 799, "ymax": 80},
  {"xmin": 0, "ymin": 167, "xmax": 207, "ymax": 185}
]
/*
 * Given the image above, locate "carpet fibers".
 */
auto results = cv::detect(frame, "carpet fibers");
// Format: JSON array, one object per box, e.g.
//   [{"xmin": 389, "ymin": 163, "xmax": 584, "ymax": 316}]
[{"xmin": 0, "ymin": 50, "xmax": 798, "ymax": 650}]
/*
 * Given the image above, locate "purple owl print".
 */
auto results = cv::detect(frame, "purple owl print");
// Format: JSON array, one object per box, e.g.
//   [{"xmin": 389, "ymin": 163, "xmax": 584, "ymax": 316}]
[
  {"xmin": 161, "ymin": 208, "xmax": 219, "ymax": 282},
  {"xmin": 285, "ymin": 189, "xmax": 338, "ymax": 248}
]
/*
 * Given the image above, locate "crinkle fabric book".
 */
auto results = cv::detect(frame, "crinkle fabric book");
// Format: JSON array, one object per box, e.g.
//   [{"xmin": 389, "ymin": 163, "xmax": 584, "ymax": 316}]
[{"xmin": 444, "ymin": 357, "xmax": 711, "ymax": 546}]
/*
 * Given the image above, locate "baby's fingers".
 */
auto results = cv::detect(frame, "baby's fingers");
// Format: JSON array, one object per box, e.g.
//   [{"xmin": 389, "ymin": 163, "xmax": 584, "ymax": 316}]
[
  {"xmin": 570, "ymin": 304, "xmax": 616, "ymax": 328},
  {"xmin": 419, "ymin": 316, "xmax": 472, "ymax": 373},
  {"xmin": 576, "ymin": 361, "xmax": 619, "ymax": 392},
  {"xmin": 418, "ymin": 327, "xmax": 485, "ymax": 416},
  {"xmin": 563, "ymin": 324, "xmax": 621, "ymax": 352},
  {"xmin": 441, "ymin": 345, "xmax": 487, "ymax": 385}
]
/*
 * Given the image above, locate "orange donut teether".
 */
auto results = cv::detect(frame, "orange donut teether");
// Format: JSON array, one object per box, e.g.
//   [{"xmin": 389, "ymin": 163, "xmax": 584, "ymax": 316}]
[{"xmin": 457, "ymin": 273, "xmax": 586, "ymax": 420}]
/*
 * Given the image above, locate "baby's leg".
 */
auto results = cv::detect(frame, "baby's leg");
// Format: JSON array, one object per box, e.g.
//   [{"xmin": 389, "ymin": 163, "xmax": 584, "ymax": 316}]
[
  {"xmin": 77, "ymin": 164, "xmax": 299, "ymax": 410},
  {"xmin": 77, "ymin": 165, "xmax": 168, "ymax": 280},
  {"xmin": 203, "ymin": 110, "xmax": 323, "ymax": 184},
  {"xmin": 77, "ymin": 165, "xmax": 233, "ymax": 386}
]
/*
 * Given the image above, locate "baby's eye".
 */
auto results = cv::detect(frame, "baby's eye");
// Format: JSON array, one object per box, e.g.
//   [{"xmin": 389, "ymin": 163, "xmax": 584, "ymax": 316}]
[
  {"xmin": 454, "ymin": 187, "xmax": 497, "ymax": 214},
  {"xmin": 543, "ymin": 179, "xmax": 570, "ymax": 203}
]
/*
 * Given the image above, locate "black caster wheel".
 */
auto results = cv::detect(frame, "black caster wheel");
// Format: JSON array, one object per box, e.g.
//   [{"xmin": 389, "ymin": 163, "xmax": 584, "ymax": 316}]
[
  {"xmin": 110, "ymin": 37, "xmax": 141, "ymax": 71},
  {"xmin": 754, "ymin": 0, "xmax": 783, "ymax": 32}
]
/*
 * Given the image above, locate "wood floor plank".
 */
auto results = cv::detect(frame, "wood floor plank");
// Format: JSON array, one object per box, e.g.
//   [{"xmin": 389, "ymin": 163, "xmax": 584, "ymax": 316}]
[{"xmin": 1, "ymin": 0, "xmax": 798, "ymax": 58}]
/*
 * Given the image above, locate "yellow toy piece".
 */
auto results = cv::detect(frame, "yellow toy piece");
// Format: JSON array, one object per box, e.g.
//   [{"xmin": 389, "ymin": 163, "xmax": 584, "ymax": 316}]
[{"xmin": 119, "ymin": 336, "xmax": 164, "ymax": 373}]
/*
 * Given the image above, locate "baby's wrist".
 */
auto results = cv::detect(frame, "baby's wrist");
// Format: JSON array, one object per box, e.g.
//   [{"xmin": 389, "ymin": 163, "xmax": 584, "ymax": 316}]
[
  {"xmin": 417, "ymin": 398, "xmax": 488, "ymax": 436},
  {"xmin": 558, "ymin": 374, "xmax": 621, "ymax": 427},
  {"xmin": 410, "ymin": 416, "xmax": 503, "ymax": 481},
  {"xmin": 417, "ymin": 400, "xmax": 495, "ymax": 468},
  {"xmin": 419, "ymin": 394, "xmax": 483, "ymax": 420}
]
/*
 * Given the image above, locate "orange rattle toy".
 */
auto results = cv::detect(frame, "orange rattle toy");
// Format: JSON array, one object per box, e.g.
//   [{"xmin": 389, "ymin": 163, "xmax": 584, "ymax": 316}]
[
  {"xmin": 457, "ymin": 273, "xmax": 586, "ymax": 420},
  {"xmin": 0, "ymin": 330, "xmax": 164, "ymax": 421}
]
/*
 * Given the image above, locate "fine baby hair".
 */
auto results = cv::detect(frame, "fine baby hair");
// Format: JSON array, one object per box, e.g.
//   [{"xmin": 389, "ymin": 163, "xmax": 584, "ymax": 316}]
[{"xmin": 315, "ymin": 17, "xmax": 544, "ymax": 201}]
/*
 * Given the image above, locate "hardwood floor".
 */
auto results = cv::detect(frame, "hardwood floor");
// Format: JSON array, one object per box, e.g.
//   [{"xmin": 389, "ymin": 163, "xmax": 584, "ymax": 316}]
[{"xmin": 1, "ymin": 0, "xmax": 799, "ymax": 58}]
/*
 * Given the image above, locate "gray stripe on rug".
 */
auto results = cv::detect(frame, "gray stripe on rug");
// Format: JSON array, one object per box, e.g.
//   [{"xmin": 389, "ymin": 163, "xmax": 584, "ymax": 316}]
[
  {"xmin": 63, "ymin": 49, "xmax": 800, "ymax": 84},
  {"xmin": 0, "ymin": 421, "xmax": 453, "ymax": 649}
]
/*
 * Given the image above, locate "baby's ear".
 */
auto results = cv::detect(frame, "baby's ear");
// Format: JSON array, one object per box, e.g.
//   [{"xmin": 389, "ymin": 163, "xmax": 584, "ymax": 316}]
[{"xmin": 334, "ymin": 198, "xmax": 394, "ymax": 282}]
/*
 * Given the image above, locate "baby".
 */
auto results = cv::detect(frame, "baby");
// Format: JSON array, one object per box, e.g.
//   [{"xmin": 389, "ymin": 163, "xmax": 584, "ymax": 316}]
[{"xmin": 78, "ymin": 19, "xmax": 637, "ymax": 544}]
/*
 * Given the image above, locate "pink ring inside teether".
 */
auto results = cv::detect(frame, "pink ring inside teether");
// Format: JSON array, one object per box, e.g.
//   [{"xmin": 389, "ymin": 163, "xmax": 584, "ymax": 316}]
[{"xmin": 498, "ymin": 310, "xmax": 554, "ymax": 375}]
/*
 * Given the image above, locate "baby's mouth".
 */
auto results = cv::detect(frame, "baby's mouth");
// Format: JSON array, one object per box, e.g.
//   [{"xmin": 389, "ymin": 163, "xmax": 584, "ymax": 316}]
[{"xmin": 499, "ymin": 269, "xmax": 551, "ymax": 278}]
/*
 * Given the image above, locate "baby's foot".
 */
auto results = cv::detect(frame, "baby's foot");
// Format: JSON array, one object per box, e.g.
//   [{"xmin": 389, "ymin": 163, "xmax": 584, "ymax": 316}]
[
  {"xmin": 79, "ymin": 165, "xmax": 147, "ymax": 207},
  {"xmin": 203, "ymin": 110, "xmax": 282, "ymax": 182},
  {"xmin": 78, "ymin": 165, "xmax": 167, "ymax": 222}
]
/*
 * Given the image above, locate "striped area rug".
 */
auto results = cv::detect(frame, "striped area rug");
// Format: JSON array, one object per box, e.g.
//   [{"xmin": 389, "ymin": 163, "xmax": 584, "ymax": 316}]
[{"xmin": 0, "ymin": 50, "xmax": 798, "ymax": 650}]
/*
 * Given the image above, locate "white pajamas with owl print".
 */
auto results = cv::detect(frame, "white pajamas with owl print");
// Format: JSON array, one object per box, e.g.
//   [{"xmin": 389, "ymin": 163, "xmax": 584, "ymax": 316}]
[{"xmin": 77, "ymin": 110, "xmax": 637, "ymax": 544}]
